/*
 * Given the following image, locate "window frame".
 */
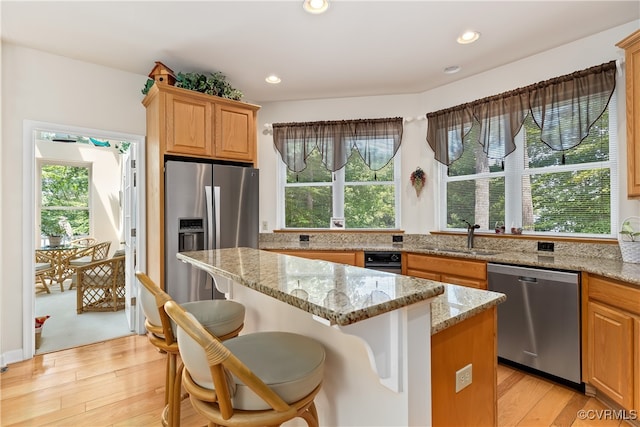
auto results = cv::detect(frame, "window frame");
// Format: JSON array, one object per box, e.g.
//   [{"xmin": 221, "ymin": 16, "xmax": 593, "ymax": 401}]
[
  {"xmin": 278, "ymin": 149, "xmax": 402, "ymax": 230},
  {"xmin": 439, "ymin": 93, "xmax": 618, "ymax": 238},
  {"xmin": 37, "ymin": 159, "xmax": 93, "ymax": 244}
]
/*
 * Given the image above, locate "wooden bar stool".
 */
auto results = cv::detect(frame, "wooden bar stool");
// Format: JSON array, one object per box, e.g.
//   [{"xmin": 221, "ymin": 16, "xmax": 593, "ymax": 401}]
[
  {"xmin": 165, "ymin": 299, "xmax": 325, "ymax": 427},
  {"xmin": 135, "ymin": 272, "xmax": 245, "ymax": 426}
]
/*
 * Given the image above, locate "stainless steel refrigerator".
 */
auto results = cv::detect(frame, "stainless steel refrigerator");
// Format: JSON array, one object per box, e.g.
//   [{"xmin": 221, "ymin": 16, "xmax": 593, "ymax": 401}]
[{"xmin": 165, "ymin": 160, "xmax": 259, "ymax": 303}]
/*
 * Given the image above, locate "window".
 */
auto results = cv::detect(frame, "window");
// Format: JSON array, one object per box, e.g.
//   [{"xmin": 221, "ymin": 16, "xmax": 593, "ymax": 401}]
[
  {"xmin": 274, "ymin": 117, "xmax": 403, "ymax": 229},
  {"xmin": 442, "ymin": 102, "xmax": 616, "ymax": 236},
  {"xmin": 282, "ymin": 146, "xmax": 400, "ymax": 229},
  {"xmin": 40, "ymin": 163, "xmax": 91, "ymax": 242}
]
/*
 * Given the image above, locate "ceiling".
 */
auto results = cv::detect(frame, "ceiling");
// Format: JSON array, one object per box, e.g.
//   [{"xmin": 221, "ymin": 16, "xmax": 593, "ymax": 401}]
[{"xmin": 2, "ymin": 1, "xmax": 638, "ymax": 103}]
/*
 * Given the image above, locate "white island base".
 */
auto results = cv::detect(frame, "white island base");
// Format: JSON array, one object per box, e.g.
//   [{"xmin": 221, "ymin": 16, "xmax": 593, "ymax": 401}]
[{"xmin": 218, "ymin": 277, "xmax": 433, "ymax": 427}]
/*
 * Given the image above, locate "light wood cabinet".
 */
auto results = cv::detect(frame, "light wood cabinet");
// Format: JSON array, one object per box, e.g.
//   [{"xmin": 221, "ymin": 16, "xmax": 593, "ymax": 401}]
[
  {"xmin": 585, "ymin": 274, "xmax": 639, "ymax": 411},
  {"xmin": 269, "ymin": 249, "xmax": 364, "ymax": 267},
  {"xmin": 587, "ymin": 300, "xmax": 634, "ymax": 409},
  {"xmin": 214, "ymin": 103, "xmax": 256, "ymax": 162},
  {"xmin": 141, "ymin": 83, "xmax": 260, "ymax": 289},
  {"xmin": 143, "ymin": 83, "xmax": 259, "ymax": 163},
  {"xmin": 617, "ymin": 30, "xmax": 640, "ymax": 198},
  {"xmin": 164, "ymin": 91, "xmax": 213, "ymax": 157},
  {"xmin": 404, "ymin": 253, "xmax": 487, "ymax": 289},
  {"xmin": 431, "ymin": 307, "xmax": 497, "ymax": 426}
]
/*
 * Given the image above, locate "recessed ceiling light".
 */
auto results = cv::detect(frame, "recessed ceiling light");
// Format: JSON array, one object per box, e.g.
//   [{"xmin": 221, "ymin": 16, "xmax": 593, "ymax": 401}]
[
  {"xmin": 444, "ymin": 65, "xmax": 461, "ymax": 74},
  {"xmin": 457, "ymin": 30, "xmax": 480, "ymax": 44},
  {"xmin": 265, "ymin": 74, "xmax": 282, "ymax": 84},
  {"xmin": 303, "ymin": 0, "xmax": 329, "ymax": 14}
]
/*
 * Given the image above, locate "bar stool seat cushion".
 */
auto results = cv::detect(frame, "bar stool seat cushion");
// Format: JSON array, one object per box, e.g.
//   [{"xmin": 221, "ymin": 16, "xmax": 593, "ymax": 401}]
[
  {"xmin": 179, "ymin": 326, "xmax": 325, "ymax": 411},
  {"xmin": 180, "ymin": 300, "xmax": 245, "ymax": 338}
]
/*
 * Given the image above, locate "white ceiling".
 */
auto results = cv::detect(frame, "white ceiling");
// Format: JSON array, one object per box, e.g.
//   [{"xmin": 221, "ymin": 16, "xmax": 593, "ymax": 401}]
[{"xmin": 2, "ymin": 1, "xmax": 639, "ymax": 103}]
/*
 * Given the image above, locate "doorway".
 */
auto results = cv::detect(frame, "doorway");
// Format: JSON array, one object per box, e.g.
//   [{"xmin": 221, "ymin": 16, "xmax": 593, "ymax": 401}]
[{"xmin": 23, "ymin": 120, "xmax": 146, "ymax": 357}]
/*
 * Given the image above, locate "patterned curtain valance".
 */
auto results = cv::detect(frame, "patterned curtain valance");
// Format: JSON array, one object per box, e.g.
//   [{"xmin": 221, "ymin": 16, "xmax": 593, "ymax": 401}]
[
  {"xmin": 426, "ymin": 61, "xmax": 617, "ymax": 166},
  {"xmin": 272, "ymin": 117, "xmax": 404, "ymax": 173}
]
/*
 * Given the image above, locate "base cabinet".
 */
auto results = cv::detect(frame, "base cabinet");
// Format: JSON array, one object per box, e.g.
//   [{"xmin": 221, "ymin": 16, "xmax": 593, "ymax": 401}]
[
  {"xmin": 585, "ymin": 274, "xmax": 639, "ymax": 412},
  {"xmin": 587, "ymin": 300, "xmax": 634, "ymax": 409},
  {"xmin": 431, "ymin": 307, "xmax": 497, "ymax": 426},
  {"xmin": 404, "ymin": 253, "xmax": 487, "ymax": 289}
]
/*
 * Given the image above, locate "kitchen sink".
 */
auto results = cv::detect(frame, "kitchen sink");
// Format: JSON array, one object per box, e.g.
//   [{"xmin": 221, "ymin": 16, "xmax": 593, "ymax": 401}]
[{"xmin": 420, "ymin": 247, "xmax": 500, "ymax": 256}]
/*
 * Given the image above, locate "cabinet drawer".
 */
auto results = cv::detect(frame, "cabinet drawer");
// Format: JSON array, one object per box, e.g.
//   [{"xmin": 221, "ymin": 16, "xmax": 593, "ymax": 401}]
[
  {"xmin": 272, "ymin": 250, "xmax": 364, "ymax": 267},
  {"xmin": 588, "ymin": 275, "xmax": 640, "ymax": 315},
  {"xmin": 406, "ymin": 253, "xmax": 487, "ymax": 280}
]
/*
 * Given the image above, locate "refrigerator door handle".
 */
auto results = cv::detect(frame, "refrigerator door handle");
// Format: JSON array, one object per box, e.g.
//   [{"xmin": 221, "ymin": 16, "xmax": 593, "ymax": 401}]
[
  {"xmin": 205, "ymin": 186, "xmax": 213, "ymax": 249},
  {"xmin": 214, "ymin": 186, "xmax": 221, "ymax": 249}
]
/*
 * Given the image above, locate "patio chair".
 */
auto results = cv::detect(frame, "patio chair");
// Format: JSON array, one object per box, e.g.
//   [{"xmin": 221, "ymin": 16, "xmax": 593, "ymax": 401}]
[
  {"xmin": 35, "ymin": 261, "xmax": 54, "ymax": 294},
  {"xmin": 75, "ymin": 253, "xmax": 125, "ymax": 313},
  {"xmin": 69, "ymin": 237, "xmax": 96, "ymax": 247},
  {"xmin": 68, "ymin": 241, "xmax": 111, "ymax": 290}
]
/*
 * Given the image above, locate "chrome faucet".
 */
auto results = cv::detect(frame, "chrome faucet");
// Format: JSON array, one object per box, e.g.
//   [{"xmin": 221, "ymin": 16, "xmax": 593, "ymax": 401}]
[{"xmin": 463, "ymin": 220, "xmax": 480, "ymax": 249}]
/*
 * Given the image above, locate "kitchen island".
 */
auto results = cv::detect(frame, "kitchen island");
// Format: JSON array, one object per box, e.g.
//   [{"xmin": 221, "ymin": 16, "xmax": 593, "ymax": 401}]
[{"xmin": 177, "ymin": 247, "xmax": 505, "ymax": 426}]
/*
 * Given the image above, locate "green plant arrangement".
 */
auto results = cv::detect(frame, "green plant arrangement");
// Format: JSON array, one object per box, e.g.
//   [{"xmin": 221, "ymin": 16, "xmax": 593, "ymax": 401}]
[
  {"xmin": 41, "ymin": 217, "xmax": 66, "ymax": 237},
  {"xmin": 620, "ymin": 218, "xmax": 640, "ymax": 242},
  {"xmin": 619, "ymin": 216, "xmax": 640, "ymax": 263},
  {"xmin": 141, "ymin": 71, "xmax": 243, "ymax": 101}
]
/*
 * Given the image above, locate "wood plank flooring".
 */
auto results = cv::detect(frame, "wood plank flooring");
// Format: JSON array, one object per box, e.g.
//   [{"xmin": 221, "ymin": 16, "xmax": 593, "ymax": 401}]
[{"xmin": 0, "ymin": 335, "xmax": 635, "ymax": 426}]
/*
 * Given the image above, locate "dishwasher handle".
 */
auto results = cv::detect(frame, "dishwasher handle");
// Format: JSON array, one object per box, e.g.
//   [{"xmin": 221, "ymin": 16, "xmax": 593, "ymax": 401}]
[{"xmin": 518, "ymin": 276, "xmax": 538, "ymax": 284}]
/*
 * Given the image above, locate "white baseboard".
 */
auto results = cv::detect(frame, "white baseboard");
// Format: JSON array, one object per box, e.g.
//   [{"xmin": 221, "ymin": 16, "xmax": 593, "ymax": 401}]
[{"xmin": 1, "ymin": 348, "xmax": 27, "ymax": 369}]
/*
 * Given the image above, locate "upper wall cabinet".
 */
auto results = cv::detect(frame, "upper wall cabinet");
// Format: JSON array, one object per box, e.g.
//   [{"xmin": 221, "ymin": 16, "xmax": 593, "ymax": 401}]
[
  {"xmin": 215, "ymin": 103, "xmax": 257, "ymax": 162},
  {"xmin": 143, "ymin": 83, "xmax": 260, "ymax": 164},
  {"xmin": 617, "ymin": 30, "xmax": 640, "ymax": 199}
]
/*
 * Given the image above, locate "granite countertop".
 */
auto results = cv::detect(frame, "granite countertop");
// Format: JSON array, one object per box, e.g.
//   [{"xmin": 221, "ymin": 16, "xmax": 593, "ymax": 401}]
[
  {"xmin": 177, "ymin": 248, "xmax": 505, "ymax": 334},
  {"xmin": 259, "ymin": 241, "xmax": 640, "ymax": 287}
]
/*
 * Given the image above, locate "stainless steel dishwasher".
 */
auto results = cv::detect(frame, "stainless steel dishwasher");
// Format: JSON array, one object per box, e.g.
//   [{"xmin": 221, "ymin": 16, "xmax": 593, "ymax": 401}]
[{"xmin": 488, "ymin": 263, "xmax": 581, "ymax": 385}]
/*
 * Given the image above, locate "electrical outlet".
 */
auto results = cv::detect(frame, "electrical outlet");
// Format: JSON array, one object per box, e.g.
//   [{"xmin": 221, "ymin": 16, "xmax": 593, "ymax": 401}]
[
  {"xmin": 299, "ymin": 234, "xmax": 310, "ymax": 242},
  {"xmin": 538, "ymin": 241, "xmax": 555, "ymax": 252},
  {"xmin": 455, "ymin": 364, "xmax": 472, "ymax": 393},
  {"xmin": 392, "ymin": 235, "xmax": 403, "ymax": 243},
  {"xmin": 261, "ymin": 221, "xmax": 268, "ymax": 231}
]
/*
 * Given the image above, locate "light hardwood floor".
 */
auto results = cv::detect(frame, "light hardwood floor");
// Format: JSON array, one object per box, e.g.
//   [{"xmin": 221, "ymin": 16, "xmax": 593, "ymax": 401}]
[{"xmin": 0, "ymin": 335, "xmax": 634, "ymax": 426}]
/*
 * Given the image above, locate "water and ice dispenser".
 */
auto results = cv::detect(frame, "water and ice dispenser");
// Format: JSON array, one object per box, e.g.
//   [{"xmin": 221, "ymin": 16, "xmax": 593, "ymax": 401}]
[{"xmin": 178, "ymin": 218, "xmax": 205, "ymax": 252}]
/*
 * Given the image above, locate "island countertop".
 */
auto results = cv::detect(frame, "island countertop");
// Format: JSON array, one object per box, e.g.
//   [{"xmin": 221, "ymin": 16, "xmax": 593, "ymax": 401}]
[{"xmin": 177, "ymin": 247, "xmax": 505, "ymax": 333}]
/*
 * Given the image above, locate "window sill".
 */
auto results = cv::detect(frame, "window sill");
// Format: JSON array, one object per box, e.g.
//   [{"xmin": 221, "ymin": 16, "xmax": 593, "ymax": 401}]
[{"xmin": 429, "ymin": 231, "xmax": 618, "ymax": 245}]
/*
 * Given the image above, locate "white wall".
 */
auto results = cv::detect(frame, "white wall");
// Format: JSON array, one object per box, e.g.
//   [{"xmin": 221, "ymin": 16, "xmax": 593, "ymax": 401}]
[
  {"xmin": 258, "ymin": 21, "xmax": 640, "ymax": 234},
  {"xmin": 36, "ymin": 140, "xmax": 123, "ymax": 253},
  {"xmin": 1, "ymin": 44, "xmax": 147, "ymax": 361}
]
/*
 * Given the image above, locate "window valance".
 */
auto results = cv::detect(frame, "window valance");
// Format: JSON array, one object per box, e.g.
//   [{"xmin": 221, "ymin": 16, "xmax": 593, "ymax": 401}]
[
  {"xmin": 426, "ymin": 61, "xmax": 617, "ymax": 166},
  {"xmin": 273, "ymin": 117, "xmax": 403, "ymax": 172}
]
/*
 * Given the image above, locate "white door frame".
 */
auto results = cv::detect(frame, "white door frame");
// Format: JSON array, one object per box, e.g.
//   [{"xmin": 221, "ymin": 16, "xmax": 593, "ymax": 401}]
[{"xmin": 22, "ymin": 120, "xmax": 147, "ymax": 359}]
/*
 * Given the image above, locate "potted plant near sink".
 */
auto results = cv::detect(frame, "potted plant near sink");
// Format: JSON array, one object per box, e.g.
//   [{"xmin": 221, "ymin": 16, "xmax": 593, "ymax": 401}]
[{"xmin": 619, "ymin": 216, "xmax": 640, "ymax": 263}]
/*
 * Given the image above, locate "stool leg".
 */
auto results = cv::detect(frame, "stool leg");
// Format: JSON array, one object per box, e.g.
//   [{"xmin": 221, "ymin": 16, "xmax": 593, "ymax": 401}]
[{"xmin": 171, "ymin": 363, "xmax": 184, "ymax": 427}]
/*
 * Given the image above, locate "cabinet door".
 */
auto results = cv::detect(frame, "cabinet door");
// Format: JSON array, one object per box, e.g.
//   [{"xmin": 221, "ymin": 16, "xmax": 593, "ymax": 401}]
[
  {"xmin": 165, "ymin": 93, "xmax": 213, "ymax": 157},
  {"xmin": 588, "ymin": 301, "xmax": 634, "ymax": 409},
  {"xmin": 215, "ymin": 104, "xmax": 255, "ymax": 163},
  {"xmin": 617, "ymin": 30, "xmax": 640, "ymax": 198}
]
